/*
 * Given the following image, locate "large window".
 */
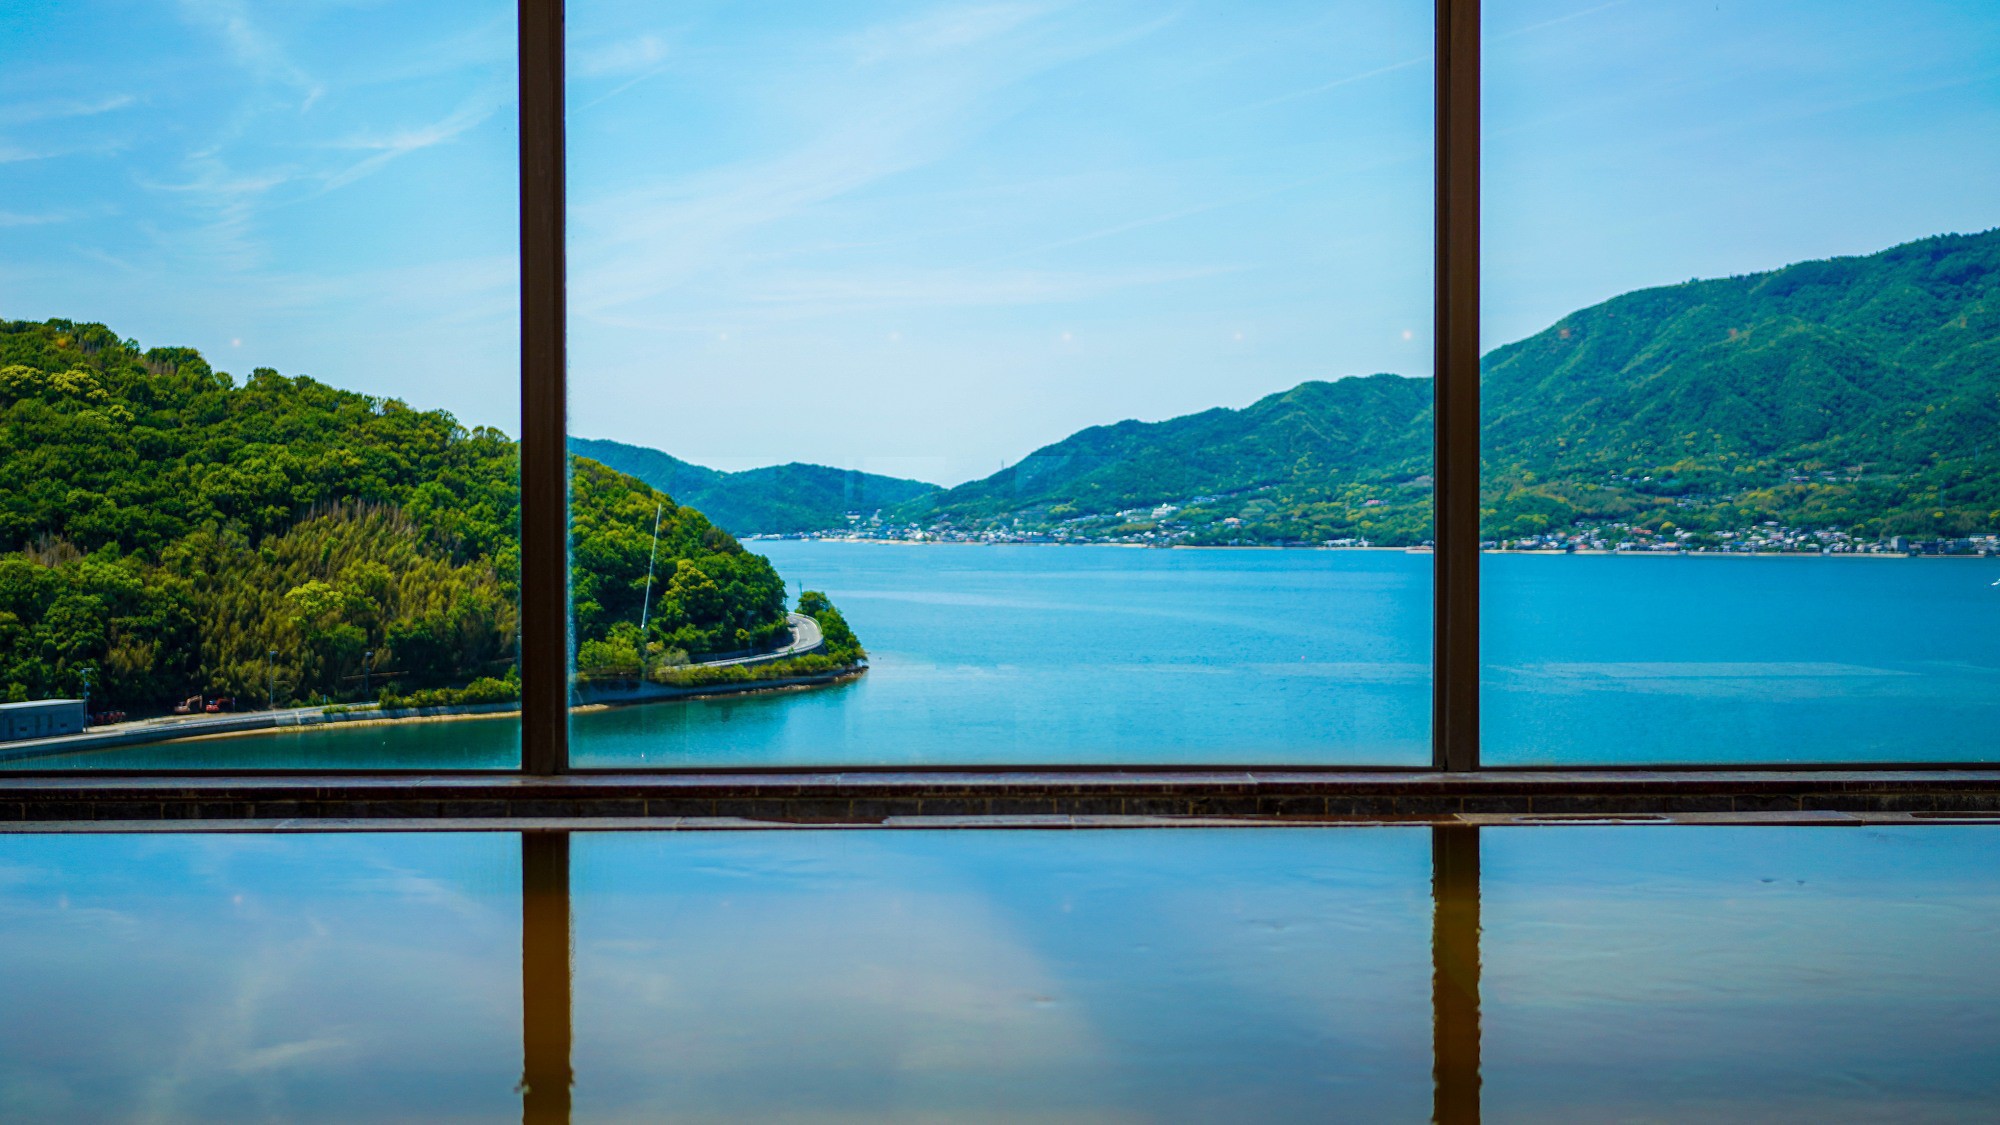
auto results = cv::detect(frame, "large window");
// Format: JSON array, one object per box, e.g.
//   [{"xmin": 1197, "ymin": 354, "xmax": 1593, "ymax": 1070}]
[
  {"xmin": 563, "ymin": 1, "xmax": 1436, "ymax": 767},
  {"xmin": 1480, "ymin": 0, "xmax": 2000, "ymax": 764},
  {"xmin": 3, "ymin": 0, "xmax": 1995, "ymax": 774},
  {"xmin": 0, "ymin": 2, "xmax": 522, "ymax": 769}
]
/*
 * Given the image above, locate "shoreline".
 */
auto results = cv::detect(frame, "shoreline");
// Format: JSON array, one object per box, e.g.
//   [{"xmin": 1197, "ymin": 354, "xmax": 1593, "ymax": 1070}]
[
  {"xmin": 758, "ymin": 538, "xmax": 1992, "ymax": 559},
  {"xmin": 172, "ymin": 704, "xmax": 523, "ymax": 745},
  {"xmin": 0, "ymin": 665, "xmax": 868, "ymax": 764},
  {"xmin": 183, "ymin": 667, "xmax": 874, "ymax": 743}
]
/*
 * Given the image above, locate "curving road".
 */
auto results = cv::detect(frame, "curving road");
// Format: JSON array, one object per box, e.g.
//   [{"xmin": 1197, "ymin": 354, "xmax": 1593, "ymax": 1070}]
[{"xmin": 692, "ymin": 613, "xmax": 824, "ymax": 668}]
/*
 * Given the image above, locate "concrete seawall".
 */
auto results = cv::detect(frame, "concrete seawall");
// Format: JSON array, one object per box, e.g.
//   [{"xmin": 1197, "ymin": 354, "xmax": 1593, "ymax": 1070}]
[
  {"xmin": 0, "ymin": 701, "xmax": 523, "ymax": 764},
  {"xmin": 0, "ymin": 662, "xmax": 867, "ymax": 765}
]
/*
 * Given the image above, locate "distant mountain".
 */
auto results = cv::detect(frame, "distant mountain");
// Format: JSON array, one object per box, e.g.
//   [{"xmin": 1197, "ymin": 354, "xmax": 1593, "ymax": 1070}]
[
  {"xmin": 897, "ymin": 228, "xmax": 2000, "ymax": 546},
  {"xmin": 895, "ymin": 375, "xmax": 1430, "ymax": 532},
  {"xmin": 568, "ymin": 437, "xmax": 936, "ymax": 536},
  {"xmin": 1479, "ymin": 228, "xmax": 2000, "ymax": 543}
]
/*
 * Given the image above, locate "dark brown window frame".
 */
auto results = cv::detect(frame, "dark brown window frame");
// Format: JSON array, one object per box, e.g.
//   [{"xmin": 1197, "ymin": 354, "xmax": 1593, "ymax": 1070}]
[
  {"xmin": 520, "ymin": 0, "xmax": 568, "ymax": 778},
  {"xmin": 3, "ymin": 0, "xmax": 1995, "ymax": 795}
]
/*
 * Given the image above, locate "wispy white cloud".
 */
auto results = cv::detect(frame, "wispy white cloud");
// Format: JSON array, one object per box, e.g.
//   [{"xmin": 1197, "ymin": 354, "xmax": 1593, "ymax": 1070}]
[
  {"xmin": 577, "ymin": 33, "xmax": 671, "ymax": 78},
  {"xmin": 227, "ymin": 1035, "xmax": 351, "ymax": 1075},
  {"xmin": 319, "ymin": 90, "xmax": 508, "ymax": 191},
  {"xmin": 136, "ymin": 164, "xmax": 301, "ymax": 272},
  {"xmin": 1223, "ymin": 53, "xmax": 1429, "ymax": 117},
  {"xmin": 572, "ymin": 24, "xmax": 696, "ymax": 110},
  {"xmin": 574, "ymin": 111, "xmax": 948, "ymax": 313},
  {"xmin": 141, "ymin": 167, "xmax": 298, "ymax": 199},
  {"xmin": 0, "ymin": 209, "xmax": 84, "ymax": 227},
  {"xmin": 1492, "ymin": 0, "xmax": 1634, "ymax": 41},
  {"xmin": 982, "ymin": 193, "xmax": 1256, "ymax": 265},
  {"xmin": 336, "ymin": 10, "xmax": 516, "ymax": 90},
  {"xmin": 849, "ymin": 2, "xmax": 1054, "ymax": 64},
  {"xmin": 71, "ymin": 246, "xmax": 143, "ymax": 274},
  {"xmin": 176, "ymin": 0, "xmax": 324, "ymax": 109},
  {"xmin": 0, "ymin": 143, "xmax": 63, "ymax": 164},
  {"xmin": 571, "ymin": 2, "xmax": 1185, "ymax": 321},
  {"xmin": 121, "ymin": 0, "xmax": 519, "ymax": 280},
  {"xmin": 0, "ymin": 137, "xmax": 128, "ymax": 164},
  {"xmin": 0, "ymin": 94, "xmax": 136, "ymax": 128},
  {"xmin": 124, "ymin": 78, "xmax": 503, "ymax": 270},
  {"xmin": 736, "ymin": 262, "xmax": 1237, "ymax": 319},
  {"xmin": 131, "ymin": 920, "xmax": 342, "ymax": 1125}
]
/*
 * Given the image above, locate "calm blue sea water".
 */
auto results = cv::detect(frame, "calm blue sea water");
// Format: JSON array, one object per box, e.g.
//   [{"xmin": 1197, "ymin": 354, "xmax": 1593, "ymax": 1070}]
[
  {"xmin": 1483, "ymin": 552, "xmax": 2000, "ymax": 764},
  {"xmin": 576, "ymin": 543, "xmax": 1434, "ymax": 767},
  {"xmin": 29, "ymin": 543, "xmax": 2000, "ymax": 768}
]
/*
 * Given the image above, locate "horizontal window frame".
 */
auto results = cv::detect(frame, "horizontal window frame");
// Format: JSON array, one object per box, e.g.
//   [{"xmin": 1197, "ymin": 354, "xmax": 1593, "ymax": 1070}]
[
  {"xmin": 12, "ymin": 760, "xmax": 2000, "ymax": 780},
  {"xmin": 3, "ymin": 769, "xmax": 2000, "ymax": 821}
]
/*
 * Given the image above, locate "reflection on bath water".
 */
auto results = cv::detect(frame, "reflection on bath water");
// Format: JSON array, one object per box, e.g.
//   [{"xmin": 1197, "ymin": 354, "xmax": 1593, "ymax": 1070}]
[
  {"xmin": 1, "ymin": 827, "xmax": 1998, "ymax": 1121},
  {"xmin": 0, "ymin": 832, "xmax": 522, "ymax": 1122},
  {"xmin": 1483, "ymin": 826, "xmax": 2000, "ymax": 1121},
  {"xmin": 568, "ymin": 829, "xmax": 1433, "ymax": 1122}
]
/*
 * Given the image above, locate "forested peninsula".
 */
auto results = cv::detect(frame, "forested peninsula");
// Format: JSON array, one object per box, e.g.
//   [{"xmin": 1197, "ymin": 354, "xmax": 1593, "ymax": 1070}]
[{"xmin": 0, "ymin": 319, "xmax": 861, "ymax": 716}]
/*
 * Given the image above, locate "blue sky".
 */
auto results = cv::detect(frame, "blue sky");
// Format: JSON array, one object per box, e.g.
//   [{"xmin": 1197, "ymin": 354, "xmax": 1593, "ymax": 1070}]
[
  {"xmin": 0, "ymin": 0, "xmax": 521, "ymax": 428},
  {"xmin": 2, "ymin": 1, "xmax": 1998, "ymax": 485}
]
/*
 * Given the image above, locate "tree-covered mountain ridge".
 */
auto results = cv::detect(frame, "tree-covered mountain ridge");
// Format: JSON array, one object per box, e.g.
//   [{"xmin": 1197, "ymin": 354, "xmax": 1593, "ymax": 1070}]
[
  {"xmin": 873, "ymin": 227, "xmax": 2000, "ymax": 548},
  {"xmin": 567, "ymin": 437, "xmax": 934, "ymax": 537},
  {"xmin": 0, "ymin": 320, "xmax": 860, "ymax": 714}
]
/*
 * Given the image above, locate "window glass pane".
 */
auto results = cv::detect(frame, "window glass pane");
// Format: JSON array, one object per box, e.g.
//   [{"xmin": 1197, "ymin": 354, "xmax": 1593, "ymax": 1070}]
[
  {"xmin": 1481, "ymin": 0, "xmax": 2000, "ymax": 763},
  {"xmin": 0, "ymin": 2, "xmax": 521, "ymax": 769},
  {"xmin": 0, "ymin": 832, "xmax": 520, "ymax": 1118},
  {"xmin": 567, "ymin": 1, "xmax": 1433, "ymax": 766},
  {"xmin": 1482, "ymin": 826, "xmax": 2000, "ymax": 1118},
  {"xmin": 571, "ymin": 828, "xmax": 1433, "ymax": 1117}
]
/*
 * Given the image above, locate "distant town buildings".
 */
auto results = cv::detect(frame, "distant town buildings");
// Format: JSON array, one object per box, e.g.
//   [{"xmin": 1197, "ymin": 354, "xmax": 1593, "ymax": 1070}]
[
  {"xmin": 1492, "ymin": 525, "xmax": 1999, "ymax": 556},
  {"xmin": 775, "ymin": 510, "xmax": 2000, "ymax": 556}
]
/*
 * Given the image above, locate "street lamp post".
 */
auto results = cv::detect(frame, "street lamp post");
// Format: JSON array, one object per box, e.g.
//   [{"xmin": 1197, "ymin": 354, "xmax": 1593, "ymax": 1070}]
[
  {"xmin": 80, "ymin": 667, "xmax": 91, "ymax": 729},
  {"xmin": 268, "ymin": 649, "xmax": 279, "ymax": 711},
  {"xmin": 363, "ymin": 649, "xmax": 374, "ymax": 699},
  {"xmin": 637, "ymin": 500, "xmax": 663, "ymax": 684}
]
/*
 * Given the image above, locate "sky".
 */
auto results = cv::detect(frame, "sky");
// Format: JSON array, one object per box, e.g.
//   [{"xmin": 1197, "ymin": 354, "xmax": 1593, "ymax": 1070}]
[{"xmin": 2, "ymin": 1, "xmax": 1998, "ymax": 486}]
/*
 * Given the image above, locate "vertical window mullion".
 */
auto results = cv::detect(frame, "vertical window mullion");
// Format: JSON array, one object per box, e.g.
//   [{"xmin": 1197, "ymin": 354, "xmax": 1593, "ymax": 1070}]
[
  {"xmin": 1434, "ymin": 0, "xmax": 1480, "ymax": 772},
  {"xmin": 519, "ymin": 0, "xmax": 569, "ymax": 775}
]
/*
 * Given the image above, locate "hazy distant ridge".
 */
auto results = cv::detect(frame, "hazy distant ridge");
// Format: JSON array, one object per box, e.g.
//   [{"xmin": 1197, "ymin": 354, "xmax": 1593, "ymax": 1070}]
[{"xmin": 568, "ymin": 437, "xmax": 936, "ymax": 536}]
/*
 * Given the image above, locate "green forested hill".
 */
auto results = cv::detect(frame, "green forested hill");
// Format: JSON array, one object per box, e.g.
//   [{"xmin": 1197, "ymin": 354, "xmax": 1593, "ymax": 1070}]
[
  {"xmin": 898, "ymin": 228, "xmax": 2000, "ymax": 546},
  {"xmin": 1480, "ymin": 228, "xmax": 2000, "ymax": 542},
  {"xmin": 904, "ymin": 375, "xmax": 1430, "ymax": 525},
  {"xmin": 0, "ymin": 320, "xmax": 818, "ymax": 712},
  {"xmin": 569, "ymin": 436, "xmax": 935, "ymax": 535}
]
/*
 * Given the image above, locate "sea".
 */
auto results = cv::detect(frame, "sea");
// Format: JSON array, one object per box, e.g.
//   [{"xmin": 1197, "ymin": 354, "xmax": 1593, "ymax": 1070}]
[{"xmin": 31, "ymin": 542, "xmax": 2000, "ymax": 769}]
